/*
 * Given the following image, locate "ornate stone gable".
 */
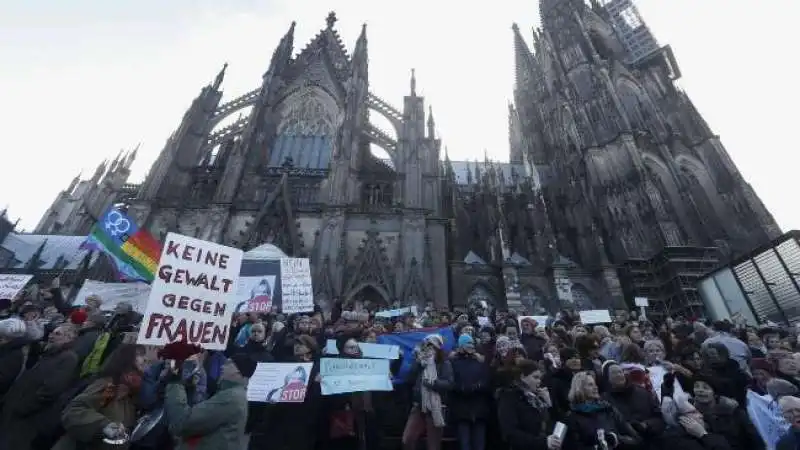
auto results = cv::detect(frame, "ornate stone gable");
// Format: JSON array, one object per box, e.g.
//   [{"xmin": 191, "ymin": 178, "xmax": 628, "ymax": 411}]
[
  {"xmin": 401, "ymin": 257, "xmax": 427, "ymax": 306},
  {"xmin": 343, "ymin": 229, "xmax": 394, "ymax": 303}
]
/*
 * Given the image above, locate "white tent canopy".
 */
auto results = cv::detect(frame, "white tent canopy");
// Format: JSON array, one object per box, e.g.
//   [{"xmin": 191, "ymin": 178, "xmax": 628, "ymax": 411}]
[{"xmin": 243, "ymin": 243, "xmax": 287, "ymax": 261}]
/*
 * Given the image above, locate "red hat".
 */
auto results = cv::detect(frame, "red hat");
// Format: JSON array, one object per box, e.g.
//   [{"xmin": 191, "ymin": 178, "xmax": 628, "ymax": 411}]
[
  {"xmin": 69, "ymin": 309, "xmax": 88, "ymax": 325},
  {"xmin": 158, "ymin": 340, "xmax": 203, "ymax": 362}
]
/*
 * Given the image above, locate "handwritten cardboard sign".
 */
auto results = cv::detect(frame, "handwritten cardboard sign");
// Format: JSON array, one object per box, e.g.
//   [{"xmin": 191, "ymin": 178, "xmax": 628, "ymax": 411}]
[
  {"xmin": 137, "ymin": 233, "xmax": 243, "ymax": 350},
  {"xmin": 0, "ymin": 274, "xmax": 33, "ymax": 300},
  {"xmin": 319, "ymin": 358, "xmax": 393, "ymax": 395}
]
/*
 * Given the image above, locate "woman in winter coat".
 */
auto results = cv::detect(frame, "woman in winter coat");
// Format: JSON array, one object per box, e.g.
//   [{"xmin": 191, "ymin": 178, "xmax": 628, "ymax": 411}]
[
  {"xmin": 52, "ymin": 344, "xmax": 145, "ymax": 450},
  {"xmin": 319, "ymin": 335, "xmax": 381, "ymax": 450},
  {"xmin": 164, "ymin": 355, "xmax": 249, "ymax": 450},
  {"xmin": 450, "ymin": 335, "xmax": 491, "ymax": 450},
  {"xmin": 251, "ymin": 334, "xmax": 322, "ymax": 450},
  {"xmin": 563, "ymin": 371, "xmax": 641, "ymax": 450},
  {"xmin": 402, "ymin": 334, "xmax": 454, "ymax": 450},
  {"xmin": 601, "ymin": 361, "xmax": 664, "ymax": 449},
  {"xmin": 660, "ymin": 391, "xmax": 734, "ymax": 450},
  {"xmin": 691, "ymin": 372, "xmax": 764, "ymax": 450},
  {"xmin": 496, "ymin": 359, "xmax": 562, "ymax": 450}
]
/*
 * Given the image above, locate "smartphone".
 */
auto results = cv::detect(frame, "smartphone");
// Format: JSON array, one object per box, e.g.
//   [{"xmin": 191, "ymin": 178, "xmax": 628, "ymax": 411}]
[{"xmin": 553, "ymin": 422, "xmax": 567, "ymax": 440}]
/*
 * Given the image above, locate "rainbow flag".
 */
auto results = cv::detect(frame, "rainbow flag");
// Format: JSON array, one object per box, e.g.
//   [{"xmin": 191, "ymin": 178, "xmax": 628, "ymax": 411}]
[{"xmin": 81, "ymin": 207, "xmax": 161, "ymax": 282}]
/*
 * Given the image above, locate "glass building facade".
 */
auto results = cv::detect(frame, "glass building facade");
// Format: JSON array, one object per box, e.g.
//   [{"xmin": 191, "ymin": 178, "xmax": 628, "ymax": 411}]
[{"xmin": 698, "ymin": 231, "xmax": 800, "ymax": 325}]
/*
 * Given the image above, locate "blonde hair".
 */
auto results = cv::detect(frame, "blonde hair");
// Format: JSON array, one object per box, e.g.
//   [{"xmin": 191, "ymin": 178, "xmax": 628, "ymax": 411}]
[
  {"xmin": 568, "ymin": 371, "xmax": 597, "ymax": 405},
  {"xmin": 643, "ymin": 339, "xmax": 665, "ymax": 353}
]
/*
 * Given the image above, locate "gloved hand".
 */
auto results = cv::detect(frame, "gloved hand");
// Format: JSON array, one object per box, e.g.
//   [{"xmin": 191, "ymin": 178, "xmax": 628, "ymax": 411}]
[{"xmin": 102, "ymin": 422, "xmax": 125, "ymax": 439}]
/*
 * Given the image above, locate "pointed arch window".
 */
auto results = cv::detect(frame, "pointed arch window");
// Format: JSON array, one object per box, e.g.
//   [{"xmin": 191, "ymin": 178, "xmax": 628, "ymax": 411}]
[{"xmin": 277, "ymin": 87, "xmax": 339, "ymax": 137}]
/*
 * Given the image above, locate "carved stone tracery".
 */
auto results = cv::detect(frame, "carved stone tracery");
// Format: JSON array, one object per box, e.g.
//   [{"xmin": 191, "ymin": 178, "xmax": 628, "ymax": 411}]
[{"xmin": 343, "ymin": 229, "xmax": 394, "ymax": 303}]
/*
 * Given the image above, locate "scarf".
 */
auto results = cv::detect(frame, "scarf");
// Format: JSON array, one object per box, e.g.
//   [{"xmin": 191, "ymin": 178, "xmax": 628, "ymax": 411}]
[
  {"xmin": 517, "ymin": 382, "xmax": 550, "ymax": 410},
  {"xmin": 419, "ymin": 349, "xmax": 445, "ymax": 427}
]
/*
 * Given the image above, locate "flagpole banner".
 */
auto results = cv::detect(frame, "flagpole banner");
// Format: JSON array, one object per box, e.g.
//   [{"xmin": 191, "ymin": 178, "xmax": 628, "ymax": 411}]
[
  {"xmin": 377, "ymin": 326, "xmax": 456, "ymax": 383},
  {"xmin": 137, "ymin": 233, "xmax": 243, "ymax": 350},
  {"xmin": 73, "ymin": 280, "xmax": 151, "ymax": 313},
  {"xmin": 0, "ymin": 274, "xmax": 33, "ymax": 300},
  {"xmin": 235, "ymin": 257, "xmax": 314, "ymax": 314},
  {"xmin": 82, "ymin": 207, "xmax": 161, "ymax": 282}
]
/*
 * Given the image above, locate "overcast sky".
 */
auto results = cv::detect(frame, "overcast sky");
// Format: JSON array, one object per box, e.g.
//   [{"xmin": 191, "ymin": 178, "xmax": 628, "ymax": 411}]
[{"xmin": 1, "ymin": 0, "xmax": 797, "ymax": 233}]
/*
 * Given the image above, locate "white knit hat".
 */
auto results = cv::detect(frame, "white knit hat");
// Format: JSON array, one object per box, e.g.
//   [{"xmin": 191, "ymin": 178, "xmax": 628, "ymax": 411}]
[{"xmin": 0, "ymin": 317, "xmax": 27, "ymax": 340}]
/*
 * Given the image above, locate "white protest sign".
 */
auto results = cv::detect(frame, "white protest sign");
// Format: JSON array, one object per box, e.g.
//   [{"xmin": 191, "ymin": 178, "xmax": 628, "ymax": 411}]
[
  {"xmin": 137, "ymin": 233, "xmax": 243, "ymax": 350},
  {"xmin": 247, "ymin": 362, "xmax": 314, "ymax": 403},
  {"xmin": 0, "ymin": 274, "xmax": 33, "ymax": 300},
  {"xmin": 375, "ymin": 305, "xmax": 418, "ymax": 318},
  {"xmin": 579, "ymin": 309, "xmax": 612, "ymax": 324},
  {"xmin": 320, "ymin": 358, "xmax": 393, "ymax": 395},
  {"xmin": 279, "ymin": 258, "xmax": 313, "ymax": 314},
  {"xmin": 634, "ymin": 297, "xmax": 648, "ymax": 307},
  {"xmin": 74, "ymin": 279, "xmax": 151, "ymax": 313}
]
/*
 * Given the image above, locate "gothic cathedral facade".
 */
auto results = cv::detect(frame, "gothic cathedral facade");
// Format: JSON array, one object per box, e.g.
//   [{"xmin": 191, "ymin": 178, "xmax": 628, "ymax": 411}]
[{"xmin": 35, "ymin": 3, "xmax": 780, "ymax": 316}]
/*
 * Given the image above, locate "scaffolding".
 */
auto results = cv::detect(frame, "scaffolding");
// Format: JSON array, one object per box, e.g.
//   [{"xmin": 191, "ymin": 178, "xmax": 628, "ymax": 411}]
[{"xmin": 619, "ymin": 246, "xmax": 719, "ymax": 321}]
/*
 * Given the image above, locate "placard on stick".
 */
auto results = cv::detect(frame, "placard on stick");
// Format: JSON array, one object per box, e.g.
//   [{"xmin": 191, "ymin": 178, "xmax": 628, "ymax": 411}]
[{"xmin": 137, "ymin": 233, "xmax": 243, "ymax": 350}]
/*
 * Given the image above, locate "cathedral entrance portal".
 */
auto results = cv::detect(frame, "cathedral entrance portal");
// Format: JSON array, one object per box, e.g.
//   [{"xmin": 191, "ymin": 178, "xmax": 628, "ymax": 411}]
[{"xmin": 344, "ymin": 283, "xmax": 390, "ymax": 311}]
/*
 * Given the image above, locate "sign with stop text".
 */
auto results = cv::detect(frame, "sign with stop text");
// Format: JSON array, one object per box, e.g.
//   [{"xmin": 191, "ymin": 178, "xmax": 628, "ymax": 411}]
[
  {"xmin": 246, "ymin": 362, "xmax": 314, "ymax": 403},
  {"xmin": 137, "ymin": 232, "xmax": 243, "ymax": 350}
]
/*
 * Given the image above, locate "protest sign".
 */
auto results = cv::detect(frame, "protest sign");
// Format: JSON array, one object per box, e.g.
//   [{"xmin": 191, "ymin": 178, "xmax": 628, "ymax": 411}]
[
  {"xmin": 247, "ymin": 362, "xmax": 314, "ymax": 403},
  {"xmin": 324, "ymin": 340, "xmax": 400, "ymax": 359},
  {"xmin": 320, "ymin": 358, "xmax": 393, "ymax": 395},
  {"xmin": 0, "ymin": 274, "xmax": 32, "ymax": 300},
  {"xmin": 747, "ymin": 390, "xmax": 789, "ymax": 449},
  {"xmin": 137, "ymin": 233, "xmax": 243, "ymax": 350},
  {"xmin": 375, "ymin": 305, "xmax": 418, "ymax": 319},
  {"xmin": 579, "ymin": 310, "xmax": 612, "ymax": 324},
  {"xmin": 74, "ymin": 279, "xmax": 151, "ymax": 313},
  {"xmin": 236, "ymin": 257, "xmax": 313, "ymax": 314}
]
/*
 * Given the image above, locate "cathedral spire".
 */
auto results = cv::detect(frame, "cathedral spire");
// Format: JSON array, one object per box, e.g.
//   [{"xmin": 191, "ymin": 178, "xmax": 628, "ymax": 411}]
[
  {"xmin": 351, "ymin": 23, "xmax": 368, "ymax": 80},
  {"xmin": 512, "ymin": 23, "xmax": 535, "ymax": 91},
  {"xmin": 427, "ymin": 105, "xmax": 435, "ymax": 139},
  {"xmin": 326, "ymin": 11, "xmax": 337, "ymax": 29},
  {"xmin": 266, "ymin": 22, "xmax": 296, "ymax": 76},
  {"xmin": 212, "ymin": 62, "xmax": 228, "ymax": 90}
]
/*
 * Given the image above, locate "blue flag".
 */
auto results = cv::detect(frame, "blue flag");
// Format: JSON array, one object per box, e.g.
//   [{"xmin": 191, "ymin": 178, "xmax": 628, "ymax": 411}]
[{"xmin": 376, "ymin": 326, "xmax": 456, "ymax": 383}]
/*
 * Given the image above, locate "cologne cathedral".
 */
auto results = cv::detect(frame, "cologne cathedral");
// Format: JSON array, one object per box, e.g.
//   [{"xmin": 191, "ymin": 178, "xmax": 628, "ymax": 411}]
[{"xmin": 31, "ymin": 1, "xmax": 780, "ymax": 318}]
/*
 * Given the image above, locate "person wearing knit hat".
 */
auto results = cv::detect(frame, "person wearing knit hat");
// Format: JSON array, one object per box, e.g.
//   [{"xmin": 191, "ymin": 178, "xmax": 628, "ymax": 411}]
[
  {"xmin": 457, "ymin": 334, "xmax": 474, "ymax": 350},
  {"xmin": 751, "ymin": 358, "xmax": 775, "ymax": 395},
  {"xmin": 69, "ymin": 308, "xmax": 88, "ymax": 326},
  {"xmin": 162, "ymin": 355, "xmax": 248, "ymax": 450},
  {"xmin": 404, "ymin": 332, "xmax": 452, "ymax": 449}
]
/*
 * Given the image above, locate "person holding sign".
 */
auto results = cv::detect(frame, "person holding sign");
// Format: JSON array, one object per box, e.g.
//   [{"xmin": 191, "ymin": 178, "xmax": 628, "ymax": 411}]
[
  {"xmin": 321, "ymin": 336, "xmax": 378, "ymax": 450},
  {"xmin": 161, "ymin": 341, "xmax": 250, "ymax": 450}
]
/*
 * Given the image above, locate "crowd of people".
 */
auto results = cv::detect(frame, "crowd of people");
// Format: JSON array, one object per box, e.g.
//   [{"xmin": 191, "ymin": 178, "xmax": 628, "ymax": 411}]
[{"xmin": 1, "ymin": 280, "xmax": 800, "ymax": 450}]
